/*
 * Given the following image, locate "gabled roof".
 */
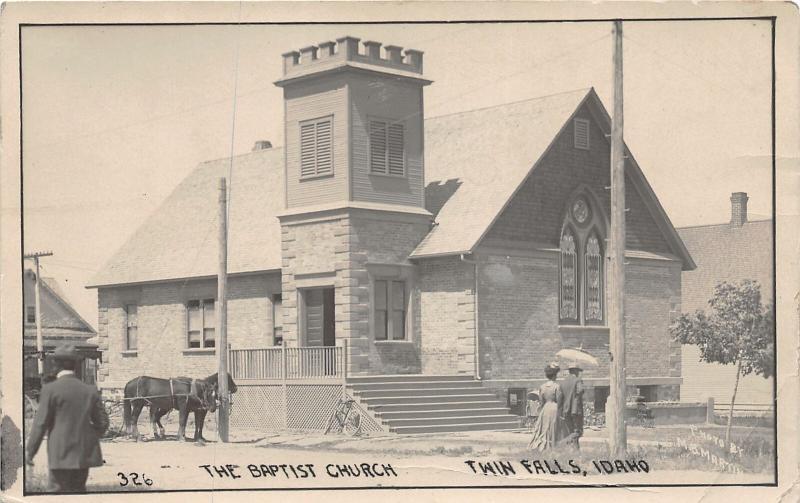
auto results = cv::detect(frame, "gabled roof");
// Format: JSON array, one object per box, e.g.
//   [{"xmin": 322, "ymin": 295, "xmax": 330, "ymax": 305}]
[
  {"xmin": 24, "ymin": 270, "xmax": 96, "ymax": 334},
  {"xmin": 411, "ymin": 88, "xmax": 695, "ymax": 271},
  {"xmin": 412, "ymin": 89, "xmax": 589, "ymax": 258},
  {"xmin": 91, "ymin": 88, "xmax": 694, "ymax": 287},
  {"xmin": 41, "ymin": 277, "xmax": 96, "ymax": 333},
  {"xmin": 88, "ymin": 147, "xmax": 284, "ymax": 287},
  {"xmin": 677, "ymin": 219, "xmax": 773, "ymax": 312}
]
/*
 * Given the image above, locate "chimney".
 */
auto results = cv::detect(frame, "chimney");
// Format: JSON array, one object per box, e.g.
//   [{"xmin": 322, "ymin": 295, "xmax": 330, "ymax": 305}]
[
  {"xmin": 730, "ymin": 192, "xmax": 748, "ymax": 226},
  {"xmin": 252, "ymin": 140, "xmax": 272, "ymax": 151}
]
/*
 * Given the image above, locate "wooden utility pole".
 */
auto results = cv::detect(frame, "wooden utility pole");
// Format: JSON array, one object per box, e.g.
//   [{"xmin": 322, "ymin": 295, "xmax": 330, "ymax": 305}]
[
  {"xmin": 607, "ymin": 19, "xmax": 628, "ymax": 457},
  {"xmin": 24, "ymin": 250, "xmax": 53, "ymax": 375},
  {"xmin": 217, "ymin": 177, "xmax": 230, "ymax": 442}
]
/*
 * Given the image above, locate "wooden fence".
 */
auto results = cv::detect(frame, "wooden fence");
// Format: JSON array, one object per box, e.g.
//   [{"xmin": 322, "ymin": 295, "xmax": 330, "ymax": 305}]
[
  {"xmin": 713, "ymin": 403, "xmax": 775, "ymax": 416},
  {"xmin": 229, "ymin": 342, "xmax": 347, "ymax": 381},
  {"xmin": 226, "ymin": 341, "xmax": 385, "ymax": 432}
]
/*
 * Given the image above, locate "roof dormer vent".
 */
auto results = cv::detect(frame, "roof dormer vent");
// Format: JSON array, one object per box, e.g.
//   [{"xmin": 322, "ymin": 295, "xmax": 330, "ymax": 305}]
[{"xmin": 253, "ymin": 140, "xmax": 273, "ymax": 151}]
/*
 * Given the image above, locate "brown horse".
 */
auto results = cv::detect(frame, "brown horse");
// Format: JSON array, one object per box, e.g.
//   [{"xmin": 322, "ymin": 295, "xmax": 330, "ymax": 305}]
[
  {"xmin": 123, "ymin": 374, "xmax": 221, "ymax": 442},
  {"xmin": 149, "ymin": 373, "xmax": 238, "ymax": 442}
]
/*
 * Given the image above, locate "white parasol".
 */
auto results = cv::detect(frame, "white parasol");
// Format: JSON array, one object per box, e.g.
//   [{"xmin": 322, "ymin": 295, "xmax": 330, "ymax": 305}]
[{"xmin": 556, "ymin": 348, "xmax": 599, "ymax": 369}]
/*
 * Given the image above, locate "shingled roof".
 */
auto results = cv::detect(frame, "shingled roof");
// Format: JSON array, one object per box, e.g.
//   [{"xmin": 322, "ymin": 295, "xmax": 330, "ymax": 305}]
[
  {"xmin": 90, "ymin": 88, "xmax": 693, "ymax": 287},
  {"xmin": 88, "ymin": 147, "xmax": 284, "ymax": 287},
  {"xmin": 677, "ymin": 219, "xmax": 773, "ymax": 312},
  {"xmin": 412, "ymin": 89, "xmax": 589, "ymax": 257},
  {"xmin": 412, "ymin": 88, "xmax": 694, "ymax": 270},
  {"xmin": 23, "ymin": 270, "xmax": 96, "ymax": 338}
]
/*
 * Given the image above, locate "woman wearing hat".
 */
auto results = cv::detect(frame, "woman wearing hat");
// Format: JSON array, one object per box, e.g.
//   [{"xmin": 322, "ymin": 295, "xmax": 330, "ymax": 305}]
[{"xmin": 528, "ymin": 362, "xmax": 564, "ymax": 451}]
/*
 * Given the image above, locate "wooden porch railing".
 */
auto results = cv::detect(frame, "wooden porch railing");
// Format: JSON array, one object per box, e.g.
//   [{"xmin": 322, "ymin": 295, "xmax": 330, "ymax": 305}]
[{"xmin": 229, "ymin": 342, "xmax": 346, "ymax": 381}]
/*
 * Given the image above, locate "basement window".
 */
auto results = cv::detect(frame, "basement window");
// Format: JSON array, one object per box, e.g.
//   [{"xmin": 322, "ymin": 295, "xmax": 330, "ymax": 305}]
[
  {"xmin": 574, "ymin": 118, "xmax": 590, "ymax": 150},
  {"xmin": 638, "ymin": 385, "xmax": 658, "ymax": 402}
]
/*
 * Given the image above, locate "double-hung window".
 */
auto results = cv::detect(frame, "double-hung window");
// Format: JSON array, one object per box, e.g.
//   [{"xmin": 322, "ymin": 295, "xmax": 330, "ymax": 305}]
[
  {"xmin": 369, "ymin": 119, "xmax": 405, "ymax": 176},
  {"xmin": 300, "ymin": 116, "xmax": 333, "ymax": 178},
  {"xmin": 187, "ymin": 299, "xmax": 215, "ymax": 348},
  {"xmin": 125, "ymin": 304, "xmax": 138, "ymax": 351},
  {"xmin": 374, "ymin": 279, "xmax": 406, "ymax": 341},
  {"xmin": 272, "ymin": 294, "xmax": 283, "ymax": 346},
  {"xmin": 26, "ymin": 306, "xmax": 36, "ymax": 324}
]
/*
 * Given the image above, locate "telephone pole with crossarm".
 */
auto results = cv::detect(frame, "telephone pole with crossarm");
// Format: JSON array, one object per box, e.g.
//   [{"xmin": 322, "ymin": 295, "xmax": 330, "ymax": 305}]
[
  {"xmin": 607, "ymin": 19, "xmax": 628, "ymax": 458},
  {"xmin": 24, "ymin": 250, "xmax": 54, "ymax": 375},
  {"xmin": 217, "ymin": 177, "xmax": 230, "ymax": 442}
]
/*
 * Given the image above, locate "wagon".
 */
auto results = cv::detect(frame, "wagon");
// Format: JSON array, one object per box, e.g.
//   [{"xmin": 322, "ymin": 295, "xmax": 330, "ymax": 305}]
[{"xmin": 23, "ymin": 342, "xmax": 102, "ymax": 425}]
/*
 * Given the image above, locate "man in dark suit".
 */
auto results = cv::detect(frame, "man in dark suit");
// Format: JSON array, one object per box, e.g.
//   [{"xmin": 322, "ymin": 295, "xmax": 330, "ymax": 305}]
[
  {"xmin": 560, "ymin": 361, "xmax": 584, "ymax": 450},
  {"xmin": 26, "ymin": 344, "xmax": 109, "ymax": 492}
]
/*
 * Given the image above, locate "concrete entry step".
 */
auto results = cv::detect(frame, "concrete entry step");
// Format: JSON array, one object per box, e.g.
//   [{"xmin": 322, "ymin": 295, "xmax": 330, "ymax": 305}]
[
  {"xmin": 349, "ymin": 380, "xmax": 484, "ymax": 391},
  {"xmin": 370, "ymin": 401, "xmax": 508, "ymax": 412},
  {"xmin": 375, "ymin": 407, "xmax": 512, "ymax": 420},
  {"xmin": 346, "ymin": 375, "xmax": 521, "ymax": 434},
  {"xmin": 361, "ymin": 394, "xmax": 501, "ymax": 405},
  {"xmin": 389, "ymin": 421, "xmax": 520, "ymax": 434},
  {"xmin": 346, "ymin": 374, "xmax": 476, "ymax": 384},
  {"xmin": 382, "ymin": 414, "xmax": 521, "ymax": 427},
  {"xmin": 356, "ymin": 387, "xmax": 489, "ymax": 398}
]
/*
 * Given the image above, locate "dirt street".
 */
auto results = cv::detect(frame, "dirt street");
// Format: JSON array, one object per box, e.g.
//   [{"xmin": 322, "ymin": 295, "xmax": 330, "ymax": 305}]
[{"xmin": 25, "ymin": 427, "xmax": 772, "ymax": 493}]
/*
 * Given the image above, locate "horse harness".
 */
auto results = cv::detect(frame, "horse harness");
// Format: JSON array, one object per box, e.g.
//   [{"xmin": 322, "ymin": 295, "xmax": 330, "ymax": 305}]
[{"xmin": 129, "ymin": 376, "xmax": 214, "ymax": 410}]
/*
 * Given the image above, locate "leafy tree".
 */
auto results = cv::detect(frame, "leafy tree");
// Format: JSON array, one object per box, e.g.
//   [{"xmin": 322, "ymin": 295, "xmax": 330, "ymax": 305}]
[{"xmin": 671, "ymin": 280, "xmax": 774, "ymax": 447}]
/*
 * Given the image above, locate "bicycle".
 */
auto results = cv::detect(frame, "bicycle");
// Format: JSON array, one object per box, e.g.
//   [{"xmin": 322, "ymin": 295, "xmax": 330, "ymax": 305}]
[{"xmin": 325, "ymin": 398, "xmax": 361, "ymax": 436}]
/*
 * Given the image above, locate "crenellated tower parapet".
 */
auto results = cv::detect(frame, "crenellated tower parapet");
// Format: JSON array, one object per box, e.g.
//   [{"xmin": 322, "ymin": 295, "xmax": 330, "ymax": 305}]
[{"xmin": 276, "ymin": 36, "xmax": 426, "ymax": 85}]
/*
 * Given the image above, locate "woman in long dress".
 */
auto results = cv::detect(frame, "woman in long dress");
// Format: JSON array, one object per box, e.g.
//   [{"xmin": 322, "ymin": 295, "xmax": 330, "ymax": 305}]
[{"xmin": 528, "ymin": 362, "xmax": 564, "ymax": 451}]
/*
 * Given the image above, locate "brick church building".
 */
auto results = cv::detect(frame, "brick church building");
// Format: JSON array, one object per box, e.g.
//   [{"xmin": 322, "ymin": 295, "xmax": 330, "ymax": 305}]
[{"xmin": 89, "ymin": 37, "xmax": 695, "ymax": 424}]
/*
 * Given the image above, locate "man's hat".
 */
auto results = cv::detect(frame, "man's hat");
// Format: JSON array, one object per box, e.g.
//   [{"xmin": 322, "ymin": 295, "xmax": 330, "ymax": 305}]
[
  {"xmin": 53, "ymin": 343, "xmax": 81, "ymax": 360},
  {"xmin": 567, "ymin": 360, "xmax": 583, "ymax": 371},
  {"xmin": 546, "ymin": 361, "xmax": 560, "ymax": 371}
]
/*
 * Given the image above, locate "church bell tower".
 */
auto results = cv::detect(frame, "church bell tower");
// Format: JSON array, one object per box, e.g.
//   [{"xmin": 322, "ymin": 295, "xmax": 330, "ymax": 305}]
[{"xmin": 274, "ymin": 37, "xmax": 433, "ymax": 375}]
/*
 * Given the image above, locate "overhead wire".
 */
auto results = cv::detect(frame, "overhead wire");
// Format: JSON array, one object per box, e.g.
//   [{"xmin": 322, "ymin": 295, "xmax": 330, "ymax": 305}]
[
  {"xmin": 23, "ymin": 24, "xmax": 484, "ymax": 153},
  {"xmin": 30, "ymin": 26, "xmax": 620, "ymax": 381},
  {"xmin": 621, "ymin": 32, "xmax": 756, "ymax": 100}
]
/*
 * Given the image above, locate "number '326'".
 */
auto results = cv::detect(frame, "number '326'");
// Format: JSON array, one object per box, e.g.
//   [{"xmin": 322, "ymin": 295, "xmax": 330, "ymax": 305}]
[{"xmin": 117, "ymin": 472, "xmax": 153, "ymax": 487}]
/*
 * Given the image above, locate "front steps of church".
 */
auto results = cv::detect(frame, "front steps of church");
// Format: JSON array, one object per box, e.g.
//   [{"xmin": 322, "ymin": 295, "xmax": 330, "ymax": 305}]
[{"xmin": 347, "ymin": 375, "xmax": 521, "ymax": 434}]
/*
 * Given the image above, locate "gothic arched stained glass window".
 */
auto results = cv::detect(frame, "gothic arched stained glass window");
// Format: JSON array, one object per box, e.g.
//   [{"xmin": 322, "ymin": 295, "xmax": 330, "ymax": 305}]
[
  {"xmin": 560, "ymin": 227, "xmax": 578, "ymax": 322},
  {"xmin": 585, "ymin": 231, "xmax": 603, "ymax": 322},
  {"xmin": 559, "ymin": 192, "xmax": 606, "ymax": 325}
]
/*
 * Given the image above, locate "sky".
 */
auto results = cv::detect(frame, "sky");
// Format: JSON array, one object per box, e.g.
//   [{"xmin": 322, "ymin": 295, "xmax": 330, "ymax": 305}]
[{"xmin": 20, "ymin": 21, "xmax": 774, "ymax": 328}]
